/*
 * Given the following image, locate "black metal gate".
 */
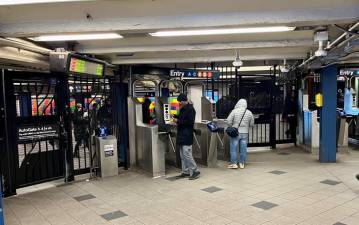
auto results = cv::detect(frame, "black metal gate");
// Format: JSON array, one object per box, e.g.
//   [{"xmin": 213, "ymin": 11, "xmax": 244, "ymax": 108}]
[
  {"xmin": 68, "ymin": 76, "xmax": 111, "ymax": 175},
  {"xmin": 205, "ymin": 65, "xmax": 297, "ymax": 148},
  {"xmin": 10, "ymin": 73, "xmax": 65, "ymax": 188}
]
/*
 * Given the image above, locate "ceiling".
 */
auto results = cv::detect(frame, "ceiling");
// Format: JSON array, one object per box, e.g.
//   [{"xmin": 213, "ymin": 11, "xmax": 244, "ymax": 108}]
[{"xmin": 0, "ymin": 0, "xmax": 358, "ymax": 69}]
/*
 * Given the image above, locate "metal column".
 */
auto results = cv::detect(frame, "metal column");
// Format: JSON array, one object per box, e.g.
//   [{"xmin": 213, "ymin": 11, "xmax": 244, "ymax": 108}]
[{"xmin": 319, "ymin": 65, "xmax": 337, "ymax": 163}]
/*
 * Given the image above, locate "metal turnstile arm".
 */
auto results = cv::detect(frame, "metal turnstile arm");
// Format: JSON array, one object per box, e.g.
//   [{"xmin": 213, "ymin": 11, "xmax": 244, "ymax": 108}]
[
  {"xmin": 216, "ymin": 132, "xmax": 224, "ymax": 148},
  {"xmin": 159, "ymin": 132, "xmax": 176, "ymax": 152},
  {"xmin": 193, "ymin": 133, "xmax": 201, "ymax": 150},
  {"xmin": 168, "ymin": 134, "xmax": 176, "ymax": 152}
]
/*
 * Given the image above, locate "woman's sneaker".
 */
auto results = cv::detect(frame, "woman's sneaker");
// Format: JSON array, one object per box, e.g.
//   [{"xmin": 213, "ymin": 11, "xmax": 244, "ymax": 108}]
[
  {"xmin": 239, "ymin": 163, "xmax": 245, "ymax": 169},
  {"xmin": 227, "ymin": 164, "xmax": 238, "ymax": 169}
]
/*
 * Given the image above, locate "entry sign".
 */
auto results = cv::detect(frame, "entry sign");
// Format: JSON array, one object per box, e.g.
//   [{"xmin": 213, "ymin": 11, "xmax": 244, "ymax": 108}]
[
  {"xmin": 339, "ymin": 68, "xmax": 359, "ymax": 76},
  {"xmin": 104, "ymin": 144, "xmax": 114, "ymax": 157},
  {"xmin": 18, "ymin": 124, "xmax": 59, "ymax": 142},
  {"xmin": 170, "ymin": 69, "xmax": 220, "ymax": 80}
]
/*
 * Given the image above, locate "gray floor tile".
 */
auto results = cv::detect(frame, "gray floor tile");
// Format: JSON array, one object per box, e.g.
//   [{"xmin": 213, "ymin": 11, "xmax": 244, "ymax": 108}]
[
  {"xmin": 251, "ymin": 201, "xmax": 278, "ymax": 210},
  {"xmin": 165, "ymin": 176, "xmax": 178, "ymax": 181},
  {"xmin": 101, "ymin": 210, "xmax": 127, "ymax": 221},
  {"xmin": 333, "ymin": 222, "xmax": 346, "ymax": 225},
  {"xmin": 278, "ymin": 152, "xmax": 290, "ymax": 155},
  {"xmin": 201, "ymin": 186, "xmax": 223, "ymax": 193},
  {"xmin": 320, "ymin": 179, "xmax": 342, "ymax": 186},
  {"xmin": 74, "ymin": 194, "xmax": 96, "ymax": 202},
  {"xmin": 269, "ymin": 170, "xmax": 287, "ymax": 175}
]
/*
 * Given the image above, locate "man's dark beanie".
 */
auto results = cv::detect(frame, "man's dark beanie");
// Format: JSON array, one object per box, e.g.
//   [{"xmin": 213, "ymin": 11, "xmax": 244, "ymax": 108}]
[{"xmin": 177, "ymin": 93, "xmax": 188, "ymax": 102}]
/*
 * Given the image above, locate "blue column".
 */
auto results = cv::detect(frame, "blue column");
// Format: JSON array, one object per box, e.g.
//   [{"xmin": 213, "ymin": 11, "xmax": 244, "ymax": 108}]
[
  {"xmin": 0, "ymin": 176, "xmax": 4, "ymax": 225},
  {"xmin": 319, "ymin": 65, "xmax": 338, "ymax": 163}
]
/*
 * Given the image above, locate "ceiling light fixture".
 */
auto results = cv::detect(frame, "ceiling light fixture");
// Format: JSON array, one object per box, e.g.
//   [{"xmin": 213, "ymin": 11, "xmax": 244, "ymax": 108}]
[
  {"xmin": 29, "ymin": 33, "xmax": 123, "ymax": 42},
  {"xmin": 149, "ymin": 26, "xmax": 296, "ymax": 37}
]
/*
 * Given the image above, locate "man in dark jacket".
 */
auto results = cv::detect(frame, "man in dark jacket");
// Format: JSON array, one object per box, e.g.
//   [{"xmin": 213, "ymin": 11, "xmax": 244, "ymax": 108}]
[{"xmin": 172, "ymin": 94, "xmax": 200, "ymax": 180}]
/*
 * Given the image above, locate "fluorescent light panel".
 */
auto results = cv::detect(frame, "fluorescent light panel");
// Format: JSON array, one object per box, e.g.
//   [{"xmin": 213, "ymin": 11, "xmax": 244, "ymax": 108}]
[
  {"xmin": 30, "ymin": 33, "xmax": 123, "ymax": 42},
  {"xmin": 150, "ymin": 26, "xmax": 295, "ymax": 37},
  {"xmin": 0, "ymin": 0, "xmax": 92, "ymax": 6}
]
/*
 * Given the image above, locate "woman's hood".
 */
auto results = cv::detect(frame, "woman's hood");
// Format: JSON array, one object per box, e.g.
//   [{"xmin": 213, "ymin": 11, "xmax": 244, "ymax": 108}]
[{"xmin": 235, "ymin": 99, "xmax": 247, "ymax": 109}]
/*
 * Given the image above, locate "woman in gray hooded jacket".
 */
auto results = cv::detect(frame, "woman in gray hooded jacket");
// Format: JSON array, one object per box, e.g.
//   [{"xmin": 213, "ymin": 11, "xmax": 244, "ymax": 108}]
[{"xmin": 226, "ymin": 99, "xmax": 254, "ymax": 169}]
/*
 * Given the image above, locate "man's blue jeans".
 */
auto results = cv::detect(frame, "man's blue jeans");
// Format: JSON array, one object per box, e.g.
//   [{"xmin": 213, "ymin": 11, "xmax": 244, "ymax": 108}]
[
  {"xmin": 230, "ymin": 133, "xmax": 248, "ymax": 164},
  {"xmin": 179, "ymin": 145, "xmax": 199, "ymax": 176}
]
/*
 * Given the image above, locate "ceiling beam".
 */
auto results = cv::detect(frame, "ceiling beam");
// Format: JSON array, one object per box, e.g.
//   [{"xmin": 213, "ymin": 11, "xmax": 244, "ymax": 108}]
[
  {"xmin": 111, "ymin": 53, "xmax": 306, "ymax": 64},
  {"xmin": 0, "ymin": 46, "xmax": 49, "ymax": 70},
  {"xmin": 0, "ymin": 7, "xmax": 357, "ymax": 36},
  {"xmin": 76, "ymin": 39, "xmax": 313, "ymax": 54}
]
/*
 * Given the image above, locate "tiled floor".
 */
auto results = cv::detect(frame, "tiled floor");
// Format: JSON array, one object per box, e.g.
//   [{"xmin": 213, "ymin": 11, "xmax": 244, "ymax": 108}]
[{"xmin": 4, "ymin": 147, "xmax": 359, "ymax": 225}]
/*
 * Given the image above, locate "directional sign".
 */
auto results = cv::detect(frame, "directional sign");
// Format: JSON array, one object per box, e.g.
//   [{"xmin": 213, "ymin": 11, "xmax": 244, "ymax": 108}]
[
  {"xmin": 170, "ymin": 69, "xmax": 220, "ymax": 80},
  {"xmin": 339, "ymin": 68, "xmax": 359, "ymax": 76}
]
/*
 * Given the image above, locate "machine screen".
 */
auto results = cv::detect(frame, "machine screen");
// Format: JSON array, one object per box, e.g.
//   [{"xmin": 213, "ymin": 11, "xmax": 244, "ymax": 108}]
[{"xmin": 69, "ymin": 57, "xmax": 104, "ymax": 76}]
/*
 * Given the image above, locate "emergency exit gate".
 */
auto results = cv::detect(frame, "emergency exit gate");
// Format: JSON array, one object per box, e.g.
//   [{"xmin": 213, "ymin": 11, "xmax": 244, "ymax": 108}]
[
  {"xmin": 206, "ymin": 65, "xmax": 297, "ymax": 148},
  {"xmin": 0, "ymin": 70, "xmax": 113, "ymax": 196}
]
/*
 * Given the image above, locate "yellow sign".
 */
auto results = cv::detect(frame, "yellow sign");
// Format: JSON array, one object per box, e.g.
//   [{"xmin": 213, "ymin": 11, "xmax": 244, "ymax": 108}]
[{"xmin": 315, "ymin": 93, "xmax": 323, "ymax": 107}]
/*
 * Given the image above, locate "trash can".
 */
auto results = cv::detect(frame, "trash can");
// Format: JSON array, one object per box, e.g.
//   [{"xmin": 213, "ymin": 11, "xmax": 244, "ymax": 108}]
[
  {"xmin": 0, "ymin": 176, "xmax": 4, "ymax": 225},
  {"xmin": 94, "ymin": 135, "xmax": 118, "ymax": 178}
]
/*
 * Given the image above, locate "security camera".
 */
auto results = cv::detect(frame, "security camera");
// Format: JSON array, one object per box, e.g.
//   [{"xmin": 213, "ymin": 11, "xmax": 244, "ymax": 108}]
[
  {"xmin": 314, "ymin": 31, "xmax": 328, "ymax": 57},
  {"xmin": 233, "ymin": 50, "xmax": 243, "ymax": 68},
  {"xmin": 279, "ymin": 59, "xmax": 290, "ymax": 73},
  {"xmin": 280, "ymin": 66, "xmax": 290, "ymax": 73}
]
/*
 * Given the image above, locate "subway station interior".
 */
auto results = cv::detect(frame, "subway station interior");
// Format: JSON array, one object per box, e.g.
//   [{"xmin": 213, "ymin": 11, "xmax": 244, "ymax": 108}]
[{"xmin": 1, "ymin": 1, "xmax": 359, "ymax": 225}]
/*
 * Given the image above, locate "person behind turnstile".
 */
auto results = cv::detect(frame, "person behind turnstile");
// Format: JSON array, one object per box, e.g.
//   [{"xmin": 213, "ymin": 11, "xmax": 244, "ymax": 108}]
[
  {"xmin": 173, "ymin": 94, "xmax": 200, "ymax": 180},
  {"xmin": 226, "ymin": 99, "xmax": 254, "ymax": 169},
  {"xmin": 73, "ymin": 104, "xmax": 90, "ymax": 158},
  {"xmin": 282, "ymin": 90, "xmax": 298, "ymax": 140},
  {"xmin": 97, "ymin": 98, "xmax": 113, "ymax": 135}
]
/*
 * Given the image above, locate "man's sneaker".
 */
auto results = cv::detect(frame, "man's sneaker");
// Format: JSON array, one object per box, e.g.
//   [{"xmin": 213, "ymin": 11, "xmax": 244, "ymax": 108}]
[
  {"xmin": 239, "ymin": 163, "xmax": 245, "ymax": 169},
  {"xmin": 227, "ymin": 164, "xmax": 238, "ymax": 169},
  {"xmin": 189, "ymin": 171, "xmax": 200, "ymax": 180},
  {"xmin": 175, "ymin": 173, "xmax": 190, "ymax": 179}
]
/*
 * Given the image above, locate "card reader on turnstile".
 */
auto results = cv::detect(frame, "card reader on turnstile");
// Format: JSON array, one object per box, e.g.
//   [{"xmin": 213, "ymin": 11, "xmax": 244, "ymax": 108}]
[
  {"xmin": 163, "ymin": 104, "xmax": 171, "ymax": 124},
  {"xmin": 160, "ymin": 103, "xmax": 176, "ymax": 152}
]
